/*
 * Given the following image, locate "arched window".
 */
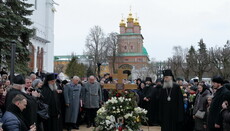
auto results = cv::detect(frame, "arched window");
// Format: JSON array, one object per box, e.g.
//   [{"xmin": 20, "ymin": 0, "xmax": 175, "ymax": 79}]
[{"xmin": 124, "ymin": 46, "xmax": 127, "ymax": 50}]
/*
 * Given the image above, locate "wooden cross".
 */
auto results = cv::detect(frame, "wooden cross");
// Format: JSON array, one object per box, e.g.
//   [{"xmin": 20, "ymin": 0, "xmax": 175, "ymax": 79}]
[{"xmin": 103, "ymin": 69, "xmax": 137, "ymax": 91}]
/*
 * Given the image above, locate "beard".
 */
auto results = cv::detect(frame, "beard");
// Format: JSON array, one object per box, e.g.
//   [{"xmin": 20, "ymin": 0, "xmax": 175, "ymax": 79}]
[
  {"xmin": 163, "ymin": 80, "xmax": 173, "ymax": 88},
  {"xmin": 49, "ymin": 84, "xmax": 57, "ymax": 91}
]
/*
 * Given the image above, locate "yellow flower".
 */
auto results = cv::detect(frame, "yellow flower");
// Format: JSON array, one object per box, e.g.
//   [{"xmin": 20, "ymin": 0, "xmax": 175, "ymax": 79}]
[{"xmin": 136, "ymin": 116, "xmax": 140, "ymax": 122}]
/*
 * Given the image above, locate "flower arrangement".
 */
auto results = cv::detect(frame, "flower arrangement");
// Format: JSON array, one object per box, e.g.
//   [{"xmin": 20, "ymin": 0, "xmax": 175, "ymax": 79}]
[{"xmin": 94, "ymin": 90, "xmax": 148, "ymax": 131}]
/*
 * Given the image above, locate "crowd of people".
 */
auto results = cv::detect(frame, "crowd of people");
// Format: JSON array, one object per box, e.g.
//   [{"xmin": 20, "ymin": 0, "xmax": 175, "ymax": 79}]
[{"xmin": 0, "ymin": 67, "xmax": 229, "ymax": 131}]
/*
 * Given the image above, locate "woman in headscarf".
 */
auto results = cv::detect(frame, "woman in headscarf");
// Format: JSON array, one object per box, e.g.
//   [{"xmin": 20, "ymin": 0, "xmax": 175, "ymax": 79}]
[{"xmin": 193, "ymin": 84, "xmax": 211, "ymax": 131}]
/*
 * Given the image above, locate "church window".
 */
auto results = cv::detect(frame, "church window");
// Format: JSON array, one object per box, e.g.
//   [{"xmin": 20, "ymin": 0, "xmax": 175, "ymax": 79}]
[
  {"xmin": 124, "ymin": 46, "xmax": 127, "ymax": 50},
  {"xmin": 131, "ymin": 45, "xmax": 133, "ymax": 50}
]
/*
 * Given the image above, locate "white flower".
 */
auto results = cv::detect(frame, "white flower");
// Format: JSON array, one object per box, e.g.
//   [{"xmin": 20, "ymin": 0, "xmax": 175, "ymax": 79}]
[
  {"xmin": 105, "ymin": 120, "xmax": 111, "ymax": 126},
  {"xmin": 97, "ymin": 107, "xmax": 106, "ymax": 114},
  {"xmin": 113, "ymin": 107, "xmax": 116, "ymax": 110},
  {"xmin": 124, "ymin": 113, "xmax": 133, "ymax": 119},
  {"xmin": 118, "ymin": 97, "xmax": 125, "ymax": 102},
  {"xmin": 134, "ymin": 107, "xmax": 147, "ymax": 114},
  {"xmin": 106, "ymin": 116, "xmax": 110, "ymax": 120}
]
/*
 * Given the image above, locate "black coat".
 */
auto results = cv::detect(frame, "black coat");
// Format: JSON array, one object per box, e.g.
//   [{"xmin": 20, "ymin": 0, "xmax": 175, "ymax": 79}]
[
  {"xmin": 222, "ymin": 108, "xmax": 230, "ymax": 131},
  {"xmin": 208, "ymin": 86, "xmax": 230, "ymax": 129},
  {"xmin": 41, "ymin": 85, "xmax": 61, "ymax": 131},
  {"xmin": 5, "ymin": 88, "xmax": 37, "ymax": 128},
  {"xmin": 150, "ymin": 84, "xmax": 162, "ymax": 125},
  {"xmin": 142, "ymin": 85, "xmax": 153, "ymax": 125},
  {"xmin": 159, "ymin": 83, "xmax": 184, "ymax": 131}
]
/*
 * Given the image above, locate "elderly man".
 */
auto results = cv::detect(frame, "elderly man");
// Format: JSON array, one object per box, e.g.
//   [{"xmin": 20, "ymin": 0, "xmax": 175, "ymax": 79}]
[
  {"xmin": 5, "ymin": 75, "xmax": 39, "ymax": 129},
  {"xmin": 64, "ymin": 76, "xmax": 82, "ymax": 131},
  {"xmin": 2, "ymin": 94, "xmax": 36, "ymax": 131},
  {"xmin": 159, "ymin": 69, "xmax": 184, "ymax": 131},
  {"xmin": 82, "ymin": 76, "xmax": 102, "ymax": 128},
  {"xmin": 41, "ymin": 73, "xmax": 61, "ymax": 131}
]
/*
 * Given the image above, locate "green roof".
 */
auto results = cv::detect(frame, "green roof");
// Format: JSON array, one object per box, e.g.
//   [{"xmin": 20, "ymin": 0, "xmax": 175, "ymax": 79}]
[
  {"xmin": 54, "ymin": 55, "xmax": 90, "ymax": 61},
  {"xmin": 117, "ymin": 47, "xmax": 149, "ymax": 57},
  {"xmin": 142, "ymin": 47, "xmax": 148, "ymax": 56},
  {"xmin": 118, "ymin": 33, "xmax": 142, "ymax": 36}
]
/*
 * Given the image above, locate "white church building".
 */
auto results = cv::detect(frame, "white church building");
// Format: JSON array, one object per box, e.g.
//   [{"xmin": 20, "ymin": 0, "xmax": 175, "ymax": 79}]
[{"xmin": 27, "ymin": 0, "xmax": 57, "ymax": 73}]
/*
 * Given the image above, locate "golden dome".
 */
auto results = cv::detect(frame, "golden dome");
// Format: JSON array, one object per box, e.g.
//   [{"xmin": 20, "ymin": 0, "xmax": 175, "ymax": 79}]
[
  {"xmin": 119, "ymin": 19, "xmax": 126, "ymax": 27},
  {"xmin": 134, "ymin": 18, "xmax": 140, "ymax": 26},
  {"xmin": 127, "ymin": 12, "xmax": 134, "ymax": 22}
]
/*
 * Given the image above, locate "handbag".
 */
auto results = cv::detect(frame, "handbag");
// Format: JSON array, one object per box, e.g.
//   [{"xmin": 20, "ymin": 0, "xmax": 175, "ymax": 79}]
[
  {"xmin": 195, "ymin": 110, "xmax": 205, "ymax": 119},
  {"xmin": 37, "ymin": 99, "xmax": 49, "ymax": 120}
]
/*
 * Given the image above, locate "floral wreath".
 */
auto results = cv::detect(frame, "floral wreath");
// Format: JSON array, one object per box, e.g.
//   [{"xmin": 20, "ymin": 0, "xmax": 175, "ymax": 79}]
[{"xmin": 94, "ymin": 90, "xmax": 148, "ymax": 131}]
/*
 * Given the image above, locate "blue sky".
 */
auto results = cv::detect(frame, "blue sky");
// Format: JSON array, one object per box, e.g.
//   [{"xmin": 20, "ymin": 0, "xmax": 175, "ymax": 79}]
[{"xmin": 54, "ymin": 0, "xmax": 230, "ymax": 61}]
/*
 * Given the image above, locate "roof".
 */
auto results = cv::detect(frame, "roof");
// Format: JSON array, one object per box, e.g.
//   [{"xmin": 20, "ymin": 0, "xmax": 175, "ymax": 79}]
[
  {"xmin": 117, "ymin": 47, "xmax": 149, "ymax": 57},
  {"xmin": 54, "ymin": 55, "xmax": 90, "ymax": 61}
]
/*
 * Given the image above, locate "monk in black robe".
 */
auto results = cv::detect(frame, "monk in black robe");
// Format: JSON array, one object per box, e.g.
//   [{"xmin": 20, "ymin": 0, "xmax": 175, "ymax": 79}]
[
  {"xmin": 159, "ymin": 69, "xmax": 184, "ymax": 131},
  {"xmin": 142, "ymin": 77, "xmax": 154, "ymax": 125},
  {"xmin": 150, "ymin": 78, "xmax": 162, "ymax": 126},
  {"xmin": 41, "ymin": 73, "xmax": 61, "ymax": 131}
]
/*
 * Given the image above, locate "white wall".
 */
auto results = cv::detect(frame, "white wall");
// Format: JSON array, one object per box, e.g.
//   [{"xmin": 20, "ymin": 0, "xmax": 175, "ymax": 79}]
[{"xmin": 28, "ymin": 0, "xmax": 55, "ymax": 72}]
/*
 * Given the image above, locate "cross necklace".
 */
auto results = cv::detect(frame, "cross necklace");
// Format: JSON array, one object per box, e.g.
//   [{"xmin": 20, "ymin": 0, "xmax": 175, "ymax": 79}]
[{"xmin": 166, "ymin": 88, "xmax": 172, "ymax": 101}]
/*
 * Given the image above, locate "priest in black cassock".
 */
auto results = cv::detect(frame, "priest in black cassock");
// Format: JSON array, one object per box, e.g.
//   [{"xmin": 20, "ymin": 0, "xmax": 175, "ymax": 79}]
[
  {"xmin": 142, "ymin": 77, "xmax": 154, "ymax": 125},
  {"xmin": 159, "ymin": 69, "xmax": 184, "ymax": 131},
  {"xmin": 41, "ymin": 73, "xmax": 61, "ymax": 131}
]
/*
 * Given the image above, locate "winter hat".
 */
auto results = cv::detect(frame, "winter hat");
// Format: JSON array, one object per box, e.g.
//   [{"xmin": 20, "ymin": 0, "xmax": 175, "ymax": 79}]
[
  {"xmin": 13, "ymin": 75, "xmax": 25, "ymax": 84},
  {"xmin": 162, "ymin": 69, "xmax": 175, "ymax": 81},
  {"xmin": 145, "ymin": 77, "xmax": 152, "ymax": 83},
  {"xmin": 212, "ymin": 76, "xmax": 224, "ymax": 84},
  {"xmin": 45, "ymin": 73, "xmax": 56, "ymax": 81}
]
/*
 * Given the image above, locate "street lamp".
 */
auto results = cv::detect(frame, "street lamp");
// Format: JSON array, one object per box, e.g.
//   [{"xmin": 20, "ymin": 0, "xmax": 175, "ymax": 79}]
[
  {"xmin": 10, "ymin": 41, "xmax": 16, "ymax": 83},
  {"xmin": 97, "ymin": 63, "xmax": 101, "ymax": 79}
]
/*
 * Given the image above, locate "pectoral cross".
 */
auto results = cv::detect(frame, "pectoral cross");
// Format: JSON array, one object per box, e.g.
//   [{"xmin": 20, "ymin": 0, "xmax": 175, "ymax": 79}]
[{"xmin": 103, "ymin": 69, "xmax": 137, "ymax": 92}]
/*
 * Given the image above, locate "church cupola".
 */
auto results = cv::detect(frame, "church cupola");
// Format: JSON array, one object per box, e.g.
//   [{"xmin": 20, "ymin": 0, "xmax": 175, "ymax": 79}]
[
  {"xmin": 127, "ymin": 13, "xmax": 134, "ymax": 23},
  {"xmin": 134, "ymin": 18, "xmax": 139, "ymax": 26},
  {"xmin": 134, "ymin": 18, "xmax": 141, "ymax": 33},
  {"xmin": 126, "ymin": 12, "xmax": 134, "ymax": 33},
  {"xmin": 119, "ymin": 19, "xmax": 126, "ymax": 34},
  {"xmin": 119, "ymin": 19, "xmax": 126, "ymax": 27}
]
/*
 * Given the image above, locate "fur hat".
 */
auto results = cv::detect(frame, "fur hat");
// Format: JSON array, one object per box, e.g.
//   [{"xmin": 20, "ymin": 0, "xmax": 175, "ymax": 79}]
[
  {"xmin": 212, "ymin": 76, "xmax": 224, "ymax": 84},
  {"xmin": 13, "ymin": 75, "xmax": 25, "ymax": 84}
]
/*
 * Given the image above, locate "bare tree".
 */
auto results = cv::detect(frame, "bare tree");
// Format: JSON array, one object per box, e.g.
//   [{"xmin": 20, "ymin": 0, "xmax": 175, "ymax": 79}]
[
  {"xmin": 85, "ymin": 26, "xmax": 108, "ymax": 74},
  {"xmin": 168, "ymin": 46, "xmax": 184, "ymax": 79},
  {"xmin": 210, "ymin": 40, "xmax": 230, "ymax": 79},
  {"xmin": 106, "ymin": 32, "xmax": 119, "ymax": 73}
]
